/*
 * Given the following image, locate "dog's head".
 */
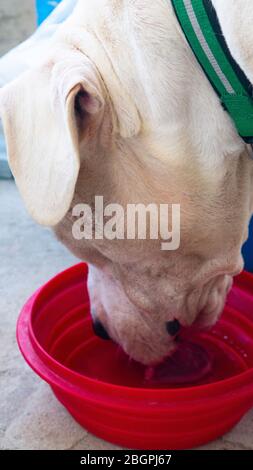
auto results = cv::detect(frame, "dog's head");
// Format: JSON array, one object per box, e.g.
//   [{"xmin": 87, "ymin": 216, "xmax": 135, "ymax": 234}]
[{"xmin": 1, "ymin": 1, "xmax": 253, "ymax": 365}]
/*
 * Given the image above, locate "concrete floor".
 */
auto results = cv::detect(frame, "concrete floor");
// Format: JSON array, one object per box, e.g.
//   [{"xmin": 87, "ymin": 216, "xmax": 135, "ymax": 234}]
[
  {"xmin": 0, "ymin": 1, "xmax": 36, "ymax": 178},
  {"xmin": 0, "ymin": 0, "xmax": 35, "ymax": 56},
  {"xmin": 0, "ymin": 0, "xmax": 253, "ymax": 452}
]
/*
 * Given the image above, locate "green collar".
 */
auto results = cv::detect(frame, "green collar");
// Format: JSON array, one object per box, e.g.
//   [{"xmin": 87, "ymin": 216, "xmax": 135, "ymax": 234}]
[{"xmin": 171, "ymin": 0, "xmax": 253, "ymax": 143}]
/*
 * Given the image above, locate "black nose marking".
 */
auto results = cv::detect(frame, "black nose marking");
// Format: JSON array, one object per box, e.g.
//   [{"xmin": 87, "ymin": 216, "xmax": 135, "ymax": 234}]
[
  {"xmin": 92, "ymin": 319, "xmax": 111, "ymax": 340},
  {"xmin": 166, "ymin": 319, "xmax": 181, "ymax": 337}
]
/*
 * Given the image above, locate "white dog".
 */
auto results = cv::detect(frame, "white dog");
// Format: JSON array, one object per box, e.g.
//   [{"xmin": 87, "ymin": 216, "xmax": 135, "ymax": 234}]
[{"xmin": 1, "ymin": 0, "xmax": 253, "ymax": 365}]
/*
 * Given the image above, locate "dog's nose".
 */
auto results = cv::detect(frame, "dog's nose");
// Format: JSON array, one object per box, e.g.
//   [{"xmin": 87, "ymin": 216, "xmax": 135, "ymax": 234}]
[
  {"xmin": 166, "ymin": 319, "xmax": 181, "ymax": 337},
  {"xmin": 92, "ymin": 319, "xmax": 111, "ymax": 340}
]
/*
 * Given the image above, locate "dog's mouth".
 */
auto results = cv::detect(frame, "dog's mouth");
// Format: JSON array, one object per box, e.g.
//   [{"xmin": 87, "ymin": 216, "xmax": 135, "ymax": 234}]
[{"xmin": 144, "ymin": 339, "xmax": 212, "ymax": 386}]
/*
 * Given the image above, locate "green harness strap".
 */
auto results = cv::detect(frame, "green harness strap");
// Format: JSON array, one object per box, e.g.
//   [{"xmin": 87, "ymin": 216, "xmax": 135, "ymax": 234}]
[{"xmin": 171, "ymin": 0, "xmax": 253, "ymax": 143}]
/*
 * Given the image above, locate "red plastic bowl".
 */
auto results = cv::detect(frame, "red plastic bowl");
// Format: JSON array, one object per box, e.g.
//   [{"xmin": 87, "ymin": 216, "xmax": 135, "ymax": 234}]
[{"xmin": 17, "ymin": 263, "xmax": 253, "ymax": 449}]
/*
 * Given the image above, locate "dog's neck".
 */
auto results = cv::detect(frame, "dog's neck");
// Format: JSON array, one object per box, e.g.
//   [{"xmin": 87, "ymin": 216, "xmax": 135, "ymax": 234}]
[
  {"xmin": 171, "ymin": 0, "xmax": 253, "ymax": 145},
  {"xmin": 211, "ymin": 0, "xmax": 253, "ymax": 158},
  {"xmin": 211, "ymin": 0, "xmax": 253, "ymax": 84}
]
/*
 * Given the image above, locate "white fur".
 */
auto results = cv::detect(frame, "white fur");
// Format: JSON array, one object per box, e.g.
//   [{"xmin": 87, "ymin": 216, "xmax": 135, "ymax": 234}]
[{"xmin": 1, "ymin": 0, "xmax": 253, "ymax": 364}]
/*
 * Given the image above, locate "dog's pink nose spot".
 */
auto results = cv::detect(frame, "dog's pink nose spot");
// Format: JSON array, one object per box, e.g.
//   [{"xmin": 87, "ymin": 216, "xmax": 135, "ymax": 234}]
[{"xmin": 145, "ymin": 341, "xmax": 212, "ymax": 385}]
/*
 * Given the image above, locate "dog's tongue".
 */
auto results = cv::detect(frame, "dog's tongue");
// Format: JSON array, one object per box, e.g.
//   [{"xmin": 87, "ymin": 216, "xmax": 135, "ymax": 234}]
[{"xmin": 145, "ymin": 341, "xmax": 211, "ymax": 386}]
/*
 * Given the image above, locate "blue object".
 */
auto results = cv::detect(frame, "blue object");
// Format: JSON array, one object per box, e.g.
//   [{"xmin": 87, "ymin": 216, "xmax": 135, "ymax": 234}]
[
  {"xmin": 36, "ymin": 0, "xmax": 62, "ymax": 25},
  {"xmin": 0, "ymin": 128, "xmax": 12, "ymax": 179},
  {"xmin": 242, "ymin": 217, "xmax": 253, "ymax": 272}
]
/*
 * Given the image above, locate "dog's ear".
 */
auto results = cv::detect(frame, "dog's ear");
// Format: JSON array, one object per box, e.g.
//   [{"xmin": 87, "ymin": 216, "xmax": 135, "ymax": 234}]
[{"xmin": 0, "ymin": 53, "xmax": 104, "ymax": 226}]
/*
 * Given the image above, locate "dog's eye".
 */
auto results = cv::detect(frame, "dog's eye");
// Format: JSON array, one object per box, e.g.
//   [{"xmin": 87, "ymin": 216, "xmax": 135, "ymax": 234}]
[
  {"xmin": 166, "ymin": 319, "xmax": 181, "ymax": 336},
  {"xmin": 74, "ymin": 89, "xmax": 100, "ymax": 137},
  {"xmin": 75, "ymin": 90, "xmax": 88, "ymax": 117},
  {"xmin": 75, "ymin": 89, "xmax": 101, "ymax": 117}
]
